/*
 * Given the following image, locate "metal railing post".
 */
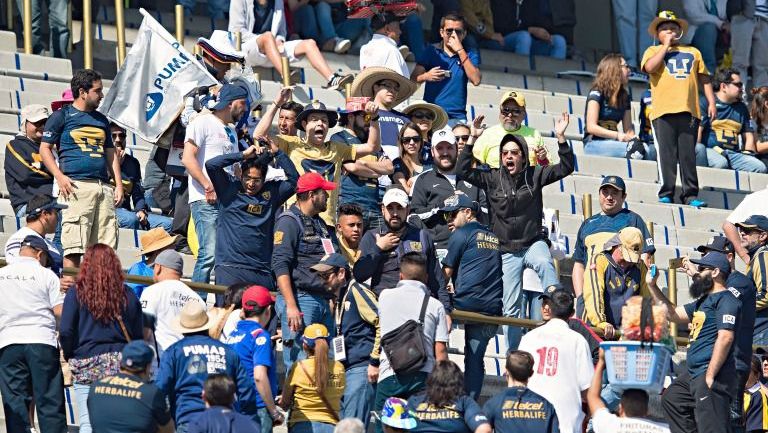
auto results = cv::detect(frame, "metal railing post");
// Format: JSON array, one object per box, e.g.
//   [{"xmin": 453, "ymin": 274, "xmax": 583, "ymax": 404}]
[
  {"xmin": 22, "ymin": 0, "xmax": 32, "ymax": 53},
  {"xmin": 646, "ymin": 220, "xmax": 655, "ymax": 265},
  {"xmin": 83, "ymin": 0, "xmax": 92, "ymax": 69},
  {"xmin": 582, "ymin": 193, "xmax": 593, "ymax": 219},
  {"xmin": 668, "ymin": 259, "xmax": 678, "ymax": 338},
  {"xmin": 234, "ymin": 31, "xmax": 242, "ymax": 51},
  {"xmin": 174, "ymin": 4, "xmax": 184, "ymax": 43},
  {"xmin": 6, "ymin": 0, "xmax": 13, "ymax": 31},
  {"xmin": 114, "ymin": 0, "xmax": 126, "ymax": 66},
  {"xmin": 281, "ymin": 56, "xmax": 291, "ymax": 89}
]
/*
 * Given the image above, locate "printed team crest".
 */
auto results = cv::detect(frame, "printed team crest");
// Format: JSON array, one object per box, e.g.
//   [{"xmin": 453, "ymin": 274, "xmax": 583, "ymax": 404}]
[
  {"xmin": 410, "ymin": 241, "xmax": 422, "ymax": 251},
  {"xmin": 261, "ymin": 191, "xmax": 271, "ymax": 200},
  {"xmin": 606, "ymin": 176, "xmax": 616, "ymax": 183},
  {"xmin": 443, "ymin": 194, "xmax": 460, "ymax": 207},
  {"xmin": 145, "ymin": 92, "xmax": 163, "ymax": 121},
  {"xmin": 664, "ymin": 51, "xmax": 695, "ymax": 79},
  {"xmin": 274, "ymin": 231, "xmax": 284, "ymax": 245}
]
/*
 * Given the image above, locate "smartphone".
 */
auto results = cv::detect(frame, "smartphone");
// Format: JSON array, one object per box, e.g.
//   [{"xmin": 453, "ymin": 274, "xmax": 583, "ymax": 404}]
[{"xmin": 443, "ymin": 70, "xmax": 452, "ymax": 78}]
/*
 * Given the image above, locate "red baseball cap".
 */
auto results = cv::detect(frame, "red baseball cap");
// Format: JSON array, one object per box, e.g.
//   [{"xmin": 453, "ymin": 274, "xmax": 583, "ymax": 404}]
[
  {"xmin": 241, "ymin": 285, "xmax": 275, "ymax": 311},
  {"xmin": 296, "ymin": 172, "xmax": 336, "ymax": 194}
]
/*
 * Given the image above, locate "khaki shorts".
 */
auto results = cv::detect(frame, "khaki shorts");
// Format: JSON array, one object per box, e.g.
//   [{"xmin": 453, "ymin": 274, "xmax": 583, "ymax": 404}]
[{"xmin": 59, "ymin": 179, "xmax": 118, "ymax": 256}]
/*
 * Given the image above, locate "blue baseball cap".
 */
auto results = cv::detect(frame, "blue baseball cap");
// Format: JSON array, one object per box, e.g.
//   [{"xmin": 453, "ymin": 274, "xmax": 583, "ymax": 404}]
[
  {"xmin": 310, "ymin": 253, "xmax": 349, "ymax": 272},
  {"xmin": 26, "ymin": 195, "xmax": 67, "ymax": 217},
  {"xmin": 696, "ymin": 235, "xmax": 733, "ymax": 254},
  {"xmin": 600, "ymin": 175, "xmax": 626, "ymax": 192},
  {"xmin": 690, "ymin": 251, "xmax": 731, "ymax": 277},
  {"xmin": 211, "ymin": 84, "xmax": 248, "ymax": 111},
  {"xmin": 736, "ymin": 215, "xmax": 768, "ymax": 232},
  {"xmin": 440, "ymin": 193, "xmax": 478, "ymax": 213},
  {"xmin": 120, "ymin": 341, "xmax": 155, "ymax": 370}
]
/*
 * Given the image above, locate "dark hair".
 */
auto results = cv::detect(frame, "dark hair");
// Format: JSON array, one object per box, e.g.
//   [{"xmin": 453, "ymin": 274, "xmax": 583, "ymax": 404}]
[
  {"xmin": 243, "ymin": 304, "xmax": 269, "ymax": 318},
  {"xmin": 296, "ymin": 191, "xmax": 311, "ymax": 201},
  {"xmin": 440, "ymin": 12, "xmax": 466, "ymax": 30},
  {"xmin": 76, "ymin": 244, "xmax": 127, "ymax": 324},
  {"xmin": 338, "ymin": 203, "xmax": 363, "ymax": 219},
  {"xmin": 280, "ymin": 101, "xmax": 304, "ymax": 117},
  {"xmin": 426, "ymin": 361, "xmax": 465, "ymax": 407},
  {"xmin": 548, "ymin": 290, "xmax": 575, "ymax": 320},
  {"xmin": 620, "ymin": 389, "xmax": 649, "ymax": 417},
  {"xmin": 714, "ymin": 68, "xmax": 740, "ymax": 91},
  {"xmin": 752, "ymin": 355, "xmax": 762, "ymax": 377},
  {"xmin": 506, "ymin": 350, "xmax": 535, "ymax": 382},
  {"xmin": 400, "ymin": 252, "xmax": 427, "ymax": 283},
  {"xmin": 452, "ymin": 123, "xmax": 470, "ymax": 132},
  {"xmin": 224, "ymin": 283, "xmax": 250, "ymax": 308},
  {"xmin": 203, "ymin": 374, "xmax": 237, "ymax": 407},
  {"xmin": 71, "ymin": 69, "xmax": 102, "ymax": 98},
  {"xmin": 750, "ymin": 86, "xmax": 768, "ymax": 129},
  {"xmin": 241, "ymin": 157, "xmax": 269, "ymax": 179},
  {"xmin": 592, "ymin": 53, "xmax": 629, "ymax": 108}
]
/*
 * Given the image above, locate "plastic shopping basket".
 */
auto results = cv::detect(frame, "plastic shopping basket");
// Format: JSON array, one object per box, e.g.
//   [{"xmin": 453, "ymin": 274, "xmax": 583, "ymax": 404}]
[{"xmin": 600, "ymin": 341, "xmax": 674, "ymax": 394}]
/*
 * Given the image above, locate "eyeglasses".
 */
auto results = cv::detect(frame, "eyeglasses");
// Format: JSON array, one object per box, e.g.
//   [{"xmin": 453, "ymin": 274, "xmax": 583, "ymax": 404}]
[
  {"xmin": 454, "ymin": 134, "xmax": 470, "ymax": 142},
  {"xmin": 443, "ymin": 28, "xmax": 465, "ymax": 36},
  {"xmin": 375, "ymin": 80, "xmax": 400, "ymax": 92},
  {"xmin": 111, "ymin": 132, "xmax": 126, "ymax": 139},
  {"xmin": 443, "ymin": 210, "xmax": 460, "ymax": 222},
  {"xmin": 696, "ymin": 265, "xmax": 715, "ymax": 273},
  {"xmin": 728, "ymin": 81, "xmax": 745, "ymax": 89},
  {"xmin": 411, "ymin": 111, "xmax": 435, "ymax": 121},
  {"xmin": 402, "ymin": 136, "xmax": 422, "ymax": 144},
  {"xmin": 500, "ymin": 107, "xmax": 524, "ymax": 117}
]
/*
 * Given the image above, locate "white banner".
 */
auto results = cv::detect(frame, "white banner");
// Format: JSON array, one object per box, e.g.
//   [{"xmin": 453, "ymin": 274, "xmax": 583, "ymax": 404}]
[{"xmin": 99, "ymin": 8, "xmax": 217, "ymax": 143}]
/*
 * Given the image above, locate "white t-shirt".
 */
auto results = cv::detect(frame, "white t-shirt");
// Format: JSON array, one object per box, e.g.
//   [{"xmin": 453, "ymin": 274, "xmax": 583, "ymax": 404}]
[
  {"xmin": 184, "ymin": 113, "xmax": 237, "ymax": 204},
  {"xmin": 140, "ymin": 279, "xmax": 205, "ymax": 350},
  {"xmin": 4, "ymin": 226, "xmax": 60, "ymax": 263},
  {"xmin": 0, "ymin": 257, "xmax": 63, "ymax": 349},
  {"xmin": 219, "ymin": 308, "xmax": 242, "ymax": 342},
  {"xmin": 592, "ymin": 408, "xmax": 671, "ymax": 433},
  {"xmin": 518, "ymin": 318, "xmax": 594, "ymax": 433},
  {"xmin": 727, "ymin": 187, "xmax": 768, "ymax": 224},
  {"xmin": 360, "ymin": 34, "xmax": 409, "ymax": 77}
]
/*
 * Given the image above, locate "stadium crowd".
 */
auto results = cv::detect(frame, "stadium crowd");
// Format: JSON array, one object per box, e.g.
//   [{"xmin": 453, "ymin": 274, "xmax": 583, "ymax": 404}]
[{"xmin": 3, "ymin": 2, "xmax": 768, "ymax": 433}]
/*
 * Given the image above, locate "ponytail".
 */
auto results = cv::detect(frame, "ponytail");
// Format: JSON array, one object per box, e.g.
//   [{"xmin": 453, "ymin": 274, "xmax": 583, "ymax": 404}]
[{"xmin": 313, "ymin": 338, "xmax": 329, "ymax": 395}]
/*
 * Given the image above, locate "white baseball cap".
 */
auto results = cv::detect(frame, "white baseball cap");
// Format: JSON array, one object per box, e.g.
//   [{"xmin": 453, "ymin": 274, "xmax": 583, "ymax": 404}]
[
  {"xmin": 21, "ymin": 104, "xmax": 50, "ymax": 125},
  {"xmin": 382, "ymin": 188, "xmax": 409, "ymax": 207},
  {"xmin": 432, "ymin": 126, "xmax": 456, "ymax": 146}
]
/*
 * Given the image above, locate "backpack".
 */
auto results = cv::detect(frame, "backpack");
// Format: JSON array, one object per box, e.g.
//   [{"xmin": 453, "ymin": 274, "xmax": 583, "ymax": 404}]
[{"xmin": 380, "ymin": 292, "xmax": 430, "ymax": 375}]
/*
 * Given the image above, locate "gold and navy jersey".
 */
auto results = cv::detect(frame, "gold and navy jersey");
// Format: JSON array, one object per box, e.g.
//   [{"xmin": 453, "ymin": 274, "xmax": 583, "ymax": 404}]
[
  {"xmin": 745, "ymin": 386, "xmax": 768, "ymax": 432},
  {"xmin": 573, "ymin": 209, "xmax": 655, "ymax": 267},
  {"xmin": 700, "ymin": 95, "xmax": 753, "ymax": 151}
]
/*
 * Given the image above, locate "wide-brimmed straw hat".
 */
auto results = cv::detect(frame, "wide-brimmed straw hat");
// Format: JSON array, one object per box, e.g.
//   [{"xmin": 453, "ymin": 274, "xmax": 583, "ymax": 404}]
[
  {"xmin": 402, "ymin": 100, "xmax": 448, "ymax": 131},
  {"xmin": 171, "ymin": 302, "xmax": 216, "ymax": 334},
  {"xmin": 350, "ymin": 67, "xmax": 417, "ymax": 107},
  {"xmin": 139, "ymin": 228, "xmax": 179, "ymax": 256}
]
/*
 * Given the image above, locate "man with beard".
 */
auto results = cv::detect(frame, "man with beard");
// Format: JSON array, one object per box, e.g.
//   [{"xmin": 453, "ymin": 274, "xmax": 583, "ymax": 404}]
[
  {"xmin": 409, "ymin": 126, "xmax": 487, "ymax": 253},
  {"xmin": 458, "ymin": 113, "xmax": 573, "ymax": 352},
  {"xmin": 646, "ymin": 252, "xmax": 741, "ymax": 433},
  {"xmin": 272, "ymin": 172, "xmax": 339, "ymax": 372},
  {"xmin": 735, "ymin": 215, "xmax": 768, "ymax": 346},
  {"xmin": 182, "ymin": 84, "xmax": 248, "ymax": 284}
]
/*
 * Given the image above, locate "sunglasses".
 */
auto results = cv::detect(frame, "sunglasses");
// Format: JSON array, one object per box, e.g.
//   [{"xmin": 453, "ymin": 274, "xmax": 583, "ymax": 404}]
[
  {"xmin": 112, "ymin": 132, "xmax": 126, "ymax": 139},
  {"xmin": 501, "ymin": 149, "xmax": 523, "ymax": 156},
  {"xmin": 402, "ymin": 136, "xmax": 422, "ymax": 144},
  {"xmin": 500, "ymin": 107, "xmax": 524, "ymax": 117},
  {"xmin": 411, "ymin": 111, "xmax": 435, "ymax": 121},
  {"xmin": 443, "ymin": 210, "xmax": 460, "ymax": 222},
  {"xmin": 31, "ymin": 119, "xmax": 47, "ymax": 127},
  {"xmin": 454, "ymin": 134, "xmax": 470, "ymax": 142},
  {"xmin": 728, "ymin": 81, "xmax": 744, "ymax": 89},
  {"xmin": 697, "ymin": 265, "xmax": 715, "ymax": 273},
  {"xmin": 443, "ymin": 28, "xmax": 465, "ymax": 36}
]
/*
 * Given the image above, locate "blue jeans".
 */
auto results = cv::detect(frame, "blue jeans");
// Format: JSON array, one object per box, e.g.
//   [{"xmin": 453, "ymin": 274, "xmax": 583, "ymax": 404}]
[
  {"xmin": 276, "ymin": 292, "xmax": 335, "ymax": 374},
  {"xmin": 336, "ymin": 16, "xmax": 370, "ymax": 48},
  {"xmin": 447, "ymin": 117, "xmax": 468, "ymax": 128},
  {"xmin": 177, "ymin": 0, "xmax": 228, "ymax": 19},
  {"xmin": 290, "ymin": 421, "xmax": 336, "ymax": 433},
  {"xmin": 190, "ymin": 200, "xmax": 219, "ymax": 283},
  {"xmin": 695, "ymin": 144, "xmax": 768, "ymax": 173},
  {"xmin": 522, "ymin": 290, "xmax": 543, "ymax": 321},
  {"xmin": 14, "ymin": 0, "xmax": 69, "ymax": 58},
  {"xmin": 341, "ymin": 364, "xmax": 376, "ymax": 423},
  {"xmin": 73, "ymin": 383, "xmax": 92, "ymax": 433},
  {"xmin": 400, "ymin": 14, "xmax": 426, "ymax": 60},
  {"xmin": 144, "ymin": 189, "xmax": 160, "ymax": 209},
  {"xmin": 611, "ymin": 0, "xmax": 658, "ymax": 68},
  {"xmin": 256, "ymin": 407, "xmax": 273, "ymax": 433},
  {"xmin": 464, "ymin": 323, "xmax": 497, "ymax": 400},
  {"xmin": 584, "ymin": 139, "xmax": 658, "ymax": 161},
  {"xmin": 116, "ymin": 207, "xmax": 173, "ymax": 232},
  {"xmin": 470, "ymin": 31, "xmax": 567, "ymax": 59},
  {"xmin": 501, "ymin": 241, "xmax": 560, "ymax": 352},
  {"xmin": 691, "ymin": 22, "xmax": 719, "ymax": 74},
  {"xmin": 293, "ymin": 2, "xmax": 337, "ymax": 45}
]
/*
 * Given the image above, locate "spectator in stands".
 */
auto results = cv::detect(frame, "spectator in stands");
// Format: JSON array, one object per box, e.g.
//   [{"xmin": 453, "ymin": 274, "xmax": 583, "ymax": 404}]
[
  {"xmin": 584, "ymin": 54, "xmax": 657, "ymax": 161},
  {"xmin": 723, "ymin": 183, "xmax": 768, "ymax": 265},
  {"xmin": 335, "ymin": 418, "xmax": 365, "ymax": 433},
  {"xmin": 393, "ymin": 123, "xmax": 431, "ymax": 194},
  {"xmin": 15, "ymin": 0, "xmax": 69, "ymax": 58},
  {"xmin": 360, "ymin": 13, "xmax": 409, "ymax": 77},
  {"xmin": 278, "ymin": 102, "xmax": 305, "ymax": 137},
  {"xmin": 440, "ymin": 193, "xmax": 502, "ymax": 399},
  {"xmin": 4, "ymin": 195, "xmax": 65, "ymax": 276},
  {"xmin": 745, "ymin": 355, "xmax": 768, "ymax": 432},
  {"xmin": 408, "ymin": 361, "xmax": 491, "ymax": 432},
  {"xmin": 571, "ymin": 176, "xmax": 654, "ymax": 318},
  {"xmin": 459, "ymin": 116, "xmax": 573, "ymax": 351},
  {"xmin": 483, "ymin": 350, "xmax": 559, "ymax": 432},
  {"xmin": 210, "ymin": 283, "xmax": 251, "ymax": 342},
  {"xmin": 254, "ymin": 89, "xmax": 383, "ymax": 225},
  {"xmin": 380, "ymin": 397, "xmax": 418, "ymax": 433},
  {"xmin": 59, "ymin": 244, "xmax": 144, "ymax": 433},
  {"xmin": 452, "ymin": 124, "xmax": 471, "ymax": 154},
  {"xmin": 610, "ymin": 0, "xmax": 658, "ymax": 69},
  {"xmin": 225, "ymin": 285, "xmax": 284, "ymax": 432},
  {"xmin": 126, "ymin": 228, "xmax": 179, "ymax": 298},
  {"xmin": 735, "ymin": 216, "xmax": 768, "ymax": 346},
  {"xmin": 582, "ymin": 227, "xmax": 650, "ymax": 339},
  {"xmin": 272, "ymin": 173, "xmax": 339, "ymax": 372},
  {"xmin": 730, "ymin": 2, "xmax": 768, "ymax": 91},
  {"xmin": 587, "ymin": 349, "xmax": 671, "ymax": 433},
  {"xmin": 189, "ymin": 374, "xmax": 262, "ymax": 433},
  {"xmin": 353, "ymin": 188, "xmax": 451, "ymax": 312},
  {"xmin": 183, "ymin": 84, "xmax": 248, "ymax": 284},
  {"xmin": 280, "ymin": 323, "xmax": 345, "ymax": 431},
  {"xmin": 41, "ymin": 69, "xmax": 123, "ymax": 269},
  {"xmin": 156, "ymin": 301, "xmax": 257, "ymax": 430},
  {"xmin": 521, "ymin": 209, "xmax": 567, "ymax": 322},
  {"xmin": 111, "ymin": 124, "xmax": 174, "ymax": 232},
  {"xmin": 481, "ymin": 0, "xmax": 568, "ymax": 59},
  {"xmin": 205, "ymin": 141, "xmax": 298, "ymax": 294},
  {"xmin": 5, "ymin": 104, "xmax": 54, "ymax": 216},
  {"xmin": 87, "ymin": 341, "xmax": 173, "ymax": 433},
  {"xmin": 751, "ymin": 87, "xmax": 768, "ymax": 170},
  {"xmin": 518, "ymin": 289, "xmax": 593, "ymax": 433},
  {"xmin": 695, "ymin": 69, "xmax": 766, "ymax": 172},
  {"xmin": 411, "ymin": 13, "xmax": 482, "ymax": 126},
  {"xmin": 141, "ymin": 250, "xmax": 205, "ymax": 359},
  {"xmin": 0, "ymin": 235, "xmax": 65, "ymax": 433},
  {"xmin": 641, "ymin": 11, "xmax": 715, "ymax": 207},
  {"xmin": 403, "ymin": 101, "xmax": 449, "ymax": 165},
  {"xmin": 335, "ymin": 204, "xmax": 365, "ymax": 265},
  {"xmin": 683, "ymin": 0, "xmax": 728, "ymax": 74},
  {"xmin": 287, "ymin": 0, "xmax": 353, "ymax": 54},
  {"xmin": 373, "ymin": 253, "xmax": 449, "ymax": 432}
]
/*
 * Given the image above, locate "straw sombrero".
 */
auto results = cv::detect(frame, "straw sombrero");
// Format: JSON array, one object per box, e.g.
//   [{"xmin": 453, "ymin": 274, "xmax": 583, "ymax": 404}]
[
  {"xmin": 402, "ymin": 100, "xmax": 448, "ymax": 131},
  {"xmin": 350, "ymin": 67, "xmax": 417, "ymax": 107}
]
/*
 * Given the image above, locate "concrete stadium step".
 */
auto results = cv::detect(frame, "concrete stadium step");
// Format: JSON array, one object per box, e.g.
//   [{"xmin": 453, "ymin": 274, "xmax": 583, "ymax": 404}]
[{"xmin": 0, "ymin": 31, "xmax": 15, "ymax": 52}]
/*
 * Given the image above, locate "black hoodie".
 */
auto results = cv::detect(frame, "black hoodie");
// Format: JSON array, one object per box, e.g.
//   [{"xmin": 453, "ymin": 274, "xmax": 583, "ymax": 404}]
[{"xmin": 457, "ymin": 136, "xmax": 574, "ymax": 252}]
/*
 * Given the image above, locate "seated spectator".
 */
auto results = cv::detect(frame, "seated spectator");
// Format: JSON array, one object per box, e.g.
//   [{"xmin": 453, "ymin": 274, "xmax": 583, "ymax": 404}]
[
  {"xmin": 188, "ymin": 374, "xmax": 262, "ymax": 433},
  {"xmin": 481, "ymin": 0, "xmax": 567, "ymax": 59},
  {"xmin": 287, "ymin": 0, "xmax": 352, "ymax": 54},
  {"xmin": 111, "ymin": 124, "xmax": 173, "ymax": 232},
  {"xmin": 127, "ymin": 228, "xmax": 179, "ymax": 298},
  {"xmin": 87, "ymin": 341, "xmax": 173, "ymax": 433},
  {"xmin": 750, "ymin": 87, "xmax": 768, "ymax": 171},
  {"xmin": 380, "ymin": 398, "xmax": 418, "ymax": 433},
  {"xmin": 584, "ymin": 54, "xmax": 657, "ymax": 161},
  {"xmin": 745, "ymin": 355, "xmax": 768, "ymax": 432},
  {"xmin": 408, "ymin": 361, "xmax": 491, "ymax": 433},
  {"xmin": 402, "ymin": 101, "xmax": 448, "ymax": 165},
  {"xmin": 4, "ymin": 195, "xmax": 65, "ymax": 276},
  {"xmin": 360, "ymin": 13, "xmax": 409, "ymax": 77},
  {"xmin": 328, "ymin": 4, "xmax": 371, "ymax": 54},
  {"xmin": 452, "ymin": 123, "xmax": 471, "ymax": 154},
  {"xmin": 683, "ymin": 0, "xmax": 728, "ymax": 75},
  {"xmin": 393, "ymin": 123, "xmax": 431, "ymax": 194},
  {"xmin": 695, "ymin": 69, "xmax": 766, "ymax": 173}
]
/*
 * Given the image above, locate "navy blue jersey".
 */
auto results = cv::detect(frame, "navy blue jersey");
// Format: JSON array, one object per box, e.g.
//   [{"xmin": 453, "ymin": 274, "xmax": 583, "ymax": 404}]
[
  {"xmin": 442, "ymin": 221, "xmax": 503, "ymax": 316},
  {"xmin": 224, "ymin": 320, "xmax": 277, "ymax": 409},
  {"xmin": 483, "ymin": 386, "xmax": 559, "ymax": 433},
  {"xmin": 187, "ymin": 406, "xmax": 260, "ymax": 433},
  {"xmin": 88, "ymin": 372, "xmax": 171, "ymax": 433},
  {"xmin": 42, "ymin": 105, "xmax": 114, "ymax": 181},
  {"xmin": 726, "ymin": 271, "xmax": 757, "ymax": 373},
  {"xmin": 408, "ymin": 394, "xmax": 489, "ymax": 433},
  {"xmin": 700, "ymin": 95, "xmax": 753, "ymax": 151},
  {"xmin": 684, "ymin": 289, "xmax": 741, "ymax": 377},
  {"xmin": 573, "ymin": 209, "xmax": 655, "ymax": 266},
  {"xmin": 584, "ymin": 89, "xmax": 631, "ymax": 141}
]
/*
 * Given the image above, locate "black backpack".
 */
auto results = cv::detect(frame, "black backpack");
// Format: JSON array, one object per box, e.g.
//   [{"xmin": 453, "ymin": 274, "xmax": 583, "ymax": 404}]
[{"xmin": 380, "ymin": 292, "xmax": 431, "ymax": 375}]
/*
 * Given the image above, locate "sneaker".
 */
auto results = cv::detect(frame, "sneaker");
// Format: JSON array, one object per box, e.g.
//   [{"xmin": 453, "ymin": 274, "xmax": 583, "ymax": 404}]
[
  {"xmin": 658, "ymin": 197, "xmax": 672, "ymax": 204},
  {"xmin": 625, "ymin": 139, "xmax": 647, "ymax": 160},
  {"xmin": 325, "ymin": 72, "xmax": 354, "ymax": 91},
  {"xmin": 333, "ymin": 37, "xmax": 352, "ymax": 54},
  {"xmin": 687, "ymin": 198, "xmax": 708, "ymax": 207}
]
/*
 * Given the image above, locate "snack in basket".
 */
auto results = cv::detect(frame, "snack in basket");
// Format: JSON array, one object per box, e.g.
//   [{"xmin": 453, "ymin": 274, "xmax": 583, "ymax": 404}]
[{"xmin": 620, "ymin": 296, "xmax": 669, "ymax": 341}]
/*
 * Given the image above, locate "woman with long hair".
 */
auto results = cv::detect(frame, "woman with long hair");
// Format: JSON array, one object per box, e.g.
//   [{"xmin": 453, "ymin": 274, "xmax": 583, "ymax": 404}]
[
  {"xmin": 403, "ymin": 101, "xmax": 449, "ymax": 165},
  {"xmin": 408, "ymin": 361, "xmax": 492, "ymax": 433},
  {"xmin": 59, "ymin": 244, "xmax": 144, "ymax": 433},
  {"xmin": 584, "ymin": 54, "xmax": 656, "ymax": 161},
  {"xmin": 750, "ymin": 86, "xmax": 768, "ymax": 171},
  {"xmin": 393, "ymin": 123, "xmax": 432, "ymax": 194}
]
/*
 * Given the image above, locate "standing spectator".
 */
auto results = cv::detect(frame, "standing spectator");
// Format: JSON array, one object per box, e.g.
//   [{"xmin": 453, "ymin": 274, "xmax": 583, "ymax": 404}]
[
  {"xmin": 287, "ymin": 0, "xmax": 352, "ymax": 53},
  {"xmin": 14, "ymin": 0, "xmax": 69, "ymax": 57},
  {"xmin": 408, "ymin": 361, "xmax": 491, "ymax": 433},
  {"xmin": 335, "ymin": 204, "xmax": 365, "ymax": 265},
  {"xmin": 611, "ymin": 0, "xmax": 659, "ymax": 69},
  {"xmin": 584, "ymin": 54, "xmax": 656, "ymax": 161},
  {"xmin": 411, "ymin": 13, "xmax": 482, "ymax": 125},
  {"xmin": 59, "ymin": 244, "xmax": 144, "ymax": 433},
  {"xmin": 440, "ymin": 194, "xmax": 501, "ymax": 399},
  {"xmin": 0, "ymin": 235, "xmax": 66, "ymax": 433},
  {"xmin": 483, "ymin": 351, "xmax": 559, "ymax": 433},
  {"xmin": 140, "ymin": 250, "xmax": 205, "ymax": 358},
  {"xmin": 402, "ymin": 101, "xmax": 449, "ymax": 164},
  {"xmin": 205, "ymin": 142, "xmax": 298, "ymax": 292},
  {"xmin": 722, "ymin": 183, "xmax": 768, "ymax": 265},
  {"xmin": 735, "ymin": 215, "xmax": 768, "ymax": 346},
  {"xmin": 182, "ymin": 84, "xmax": 249, "ymax": 284},
  {"xmin": 392, "ymin": 123, "xmax": 431, "ymax": 194},
  {"xmin": 459, "ymin": 116, "xmax": 573, "ymax": 351},
  {"xmin": 40, "ymin": 69, "xmax": 123, "ymax": 268},
  {"xmin": 683, "ymin": 0, "xmax": 728, "ymax": 74},
  {"xmin": 87, "ymin": 341, "xmax": 173, "ymax": 433},
  {"xmin": 189, "ymin": 374, "xmax": 262, "ymax": 433},
  {"xmin": 517, "ymin": 289, "xmax": 593, "ymax": 433},
  {"xmin": 4, "ymin": 194, "xmax": 65, "ymax": 275},
  {"xmin": 5, "ymin": 104, "xmax": 53, "ymax": 216},
  {"xmin": 373, "ymin": 253, "xmax": 449, "ymax": 431},
  {"xmin": 751, "ymin": 86, "xmax": 768, "ymax": 170},
  {"xmin": 360, "ymin": 13, "xmax": 409, "ymax": 77},
  {"xmin": 278, "ymin": 102, "xmax": 305, "ymax": 137},
  {"xmin": 280, "ymin": 324, "xmax": 346, "ymax": 432},
  {"xmin": 647, "ymin": 252, "xmax": 740, "ymax": 433},
  {"xmin": 641, "ymin": 11, "xmax": 715, "ymax": 207},
  {"xmin": 156, "ymin": 302, "xmax": 257, "ymax": 431},
  {"xmin": 695, "ymin": 69, "xmax": 765, "ymax": 172},
  {"xmin": 730, "ymin": 1, "xmax": 768, "ymax": 90},
  {"xmin": 126, "ymin": 228, "xmax": 179, "ymax": 298}
]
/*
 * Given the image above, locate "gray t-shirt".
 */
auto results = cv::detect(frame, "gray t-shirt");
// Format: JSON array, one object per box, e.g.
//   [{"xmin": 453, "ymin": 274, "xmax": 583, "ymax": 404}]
[{"xmin": 377, "ymin": 280, "xmax": 449, "ymax": 381}]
